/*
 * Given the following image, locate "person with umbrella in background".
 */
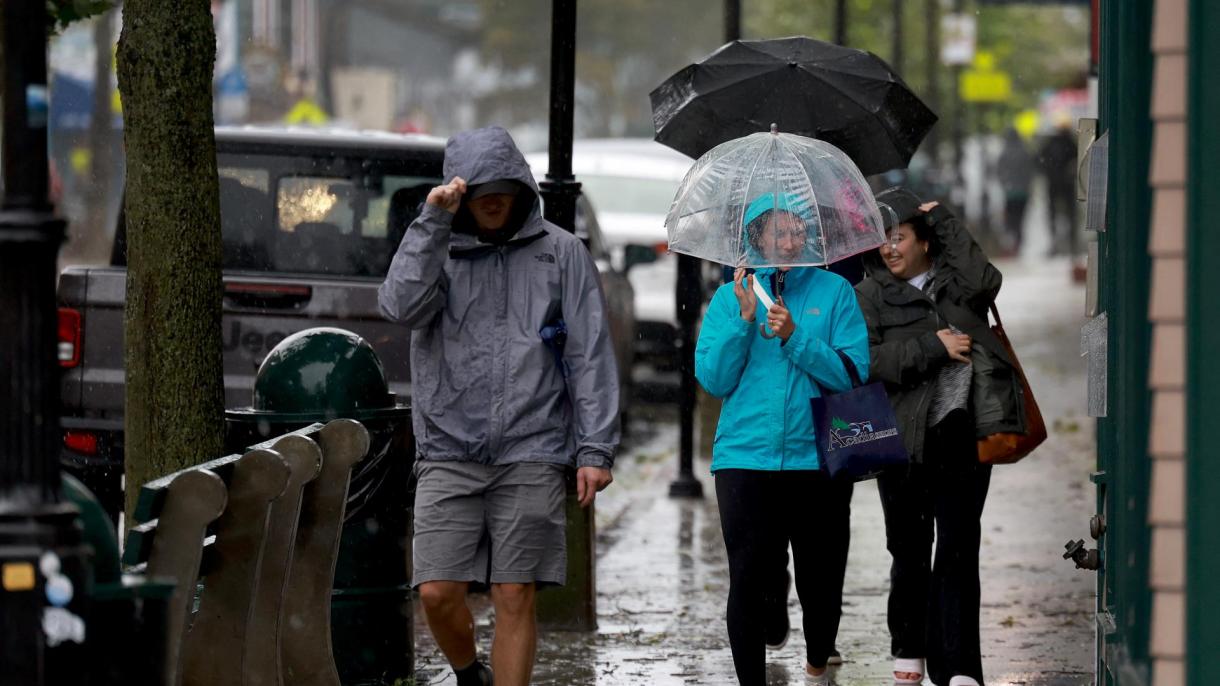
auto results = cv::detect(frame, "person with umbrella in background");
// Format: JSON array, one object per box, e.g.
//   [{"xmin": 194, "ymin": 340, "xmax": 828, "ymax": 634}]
[{"xmin": 854, "ymin": 186, "xmax": 1014, "ymax": 686}]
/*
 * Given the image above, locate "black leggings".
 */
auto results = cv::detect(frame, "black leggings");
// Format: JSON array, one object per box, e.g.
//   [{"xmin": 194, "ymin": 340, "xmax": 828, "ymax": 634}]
[
  {"xmin": 878, "ymin": 416, "xmax": 992, "ymax": 685},
  {"xmin": 715, "ymin": 469, "xmax": 854, "ymax": 686}
]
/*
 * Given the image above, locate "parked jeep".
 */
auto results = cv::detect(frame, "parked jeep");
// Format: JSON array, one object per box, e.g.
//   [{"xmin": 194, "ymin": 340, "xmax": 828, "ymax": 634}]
[{"xmin": 58, "ymin": 126, "xmax": 635, "ymax": 521}]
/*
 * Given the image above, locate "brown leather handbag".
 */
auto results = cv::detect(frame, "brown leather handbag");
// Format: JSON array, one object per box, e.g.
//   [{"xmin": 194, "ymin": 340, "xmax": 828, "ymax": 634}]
[{"xmin": 976, "ymin": 303, "xmax": 1047, "ymax": 464}]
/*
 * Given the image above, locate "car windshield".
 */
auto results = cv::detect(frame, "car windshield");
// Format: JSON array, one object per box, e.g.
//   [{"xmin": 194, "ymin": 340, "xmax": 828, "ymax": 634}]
[
  {"xmin": 577, "ymin": 173, "xmax": 681, "ymax": 215},
  {"xmin": 216, "ymin": 151, "xmax": 442, "ymax": 278}
]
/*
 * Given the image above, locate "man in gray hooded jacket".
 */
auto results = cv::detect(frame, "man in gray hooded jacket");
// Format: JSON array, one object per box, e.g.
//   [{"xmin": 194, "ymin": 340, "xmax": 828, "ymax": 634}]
[{"xmin": 378, "ymin": 126, "xmax": 619, "ymax": 686}]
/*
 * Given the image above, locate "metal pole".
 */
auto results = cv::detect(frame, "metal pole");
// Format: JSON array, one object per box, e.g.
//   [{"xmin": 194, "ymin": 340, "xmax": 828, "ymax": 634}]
[
  {"xmin": 0, "ymin": 2, "xmax": 90, "ymax": 683},
  {"xmin": 834, "ymin": 0, "xmax": 848, "ymax": 45},
  {"xmin": 891, "ymin": 0, "xmax": 904, "ymax": 75},
  {"xmin": 670, "ymin": 4, "xmax": 743, "ymax": 501},
  {"xmin": 535, "ymin": 0, "xmax": 600, "ymax": 631},
  {"xmin": 952, "ymin": 0, "xmax": 966, "ymax": 195},
  {"xmin": 538, "ymin": 0, "xmax": 581, "ymax": 233},
  {"xmin": 724, "ymin": 0, "xmax": 740, "ymax": 44},
  {"xmin": 925, "ymin": 0, "xmax": 941, "ymax": 168}
]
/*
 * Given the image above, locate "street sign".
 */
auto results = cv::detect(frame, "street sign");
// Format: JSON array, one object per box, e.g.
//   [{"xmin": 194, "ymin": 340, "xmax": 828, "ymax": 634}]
[
  {"xmin": 284, "ymin": 98, "xmax": 328, "ymax": 125},
  {"xmin": 960, "ymin": 51, "xmax": 1012, "ymax": 102},
  {"xmin": 941, "ymin": 14, "xmax": 976, "ymax": 66}
]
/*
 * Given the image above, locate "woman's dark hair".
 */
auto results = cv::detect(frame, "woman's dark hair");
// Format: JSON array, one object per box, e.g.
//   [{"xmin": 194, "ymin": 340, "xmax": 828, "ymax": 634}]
[
  {"xmin": 744, "ymin": 210, "xmax": 773, "ymax": 252},
  {"xmin": 909, "ymin": 214, "xmax": 935, "ymax": 244},
  {"xmin": 744, "ymin": 208, "xmax": 807, "ymax": 252},
  {"xmin": 889, "ymin": 213, "xmax": 936, "ymax": 253}
]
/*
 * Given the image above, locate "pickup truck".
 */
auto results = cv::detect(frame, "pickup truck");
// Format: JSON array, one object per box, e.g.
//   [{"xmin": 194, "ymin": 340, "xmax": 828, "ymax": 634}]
[{"xmin": 58, "ymin": 126, "xmax": 636, "ymax": 521}]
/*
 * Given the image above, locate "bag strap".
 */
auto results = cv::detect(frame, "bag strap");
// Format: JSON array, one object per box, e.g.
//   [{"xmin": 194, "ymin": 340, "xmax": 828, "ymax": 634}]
[
  {"xmin": 833, "ymin": 349, "xmax": 863, "ymax": 389},
  {"xmin": 989, "ymin": 302, "xmax": 1004, "ymax": 329}
]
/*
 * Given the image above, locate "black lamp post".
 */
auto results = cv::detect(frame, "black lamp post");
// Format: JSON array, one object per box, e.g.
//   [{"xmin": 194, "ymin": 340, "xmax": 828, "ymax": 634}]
[
  {"xmin": 668, "ymin": 4, "xmax": 751, "ymax": 501},
  {"xmin": 538, "ymin": 0, "xmax": 581, "ymax": 232},
  {"xmin": 0, "ymin": 3, "xmax": 91, "ymax": 683},
  {"xmin": 535, "ymin": 0, "xmax": 600, "ymax": 632},
  {"xmin": 835, "ymin": 0, "xmax": 848, "ymax": 46}
]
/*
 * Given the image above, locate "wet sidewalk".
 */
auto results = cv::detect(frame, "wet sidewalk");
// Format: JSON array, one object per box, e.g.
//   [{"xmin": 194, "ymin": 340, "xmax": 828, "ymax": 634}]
[{"xmin": 414, "ymin": 258, "xmax": 1097, "ymax": 686}]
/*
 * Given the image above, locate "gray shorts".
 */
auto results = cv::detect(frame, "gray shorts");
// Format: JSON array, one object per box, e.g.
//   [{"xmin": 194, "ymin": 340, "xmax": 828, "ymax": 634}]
[{"xmin": 411, "ymin": 460, "xmax": 567, "ymax": 587}]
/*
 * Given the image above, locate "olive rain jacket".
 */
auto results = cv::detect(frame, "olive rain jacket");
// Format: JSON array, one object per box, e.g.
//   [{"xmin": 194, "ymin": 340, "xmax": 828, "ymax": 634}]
[
  {"xmin": 378, "ymin": 126, "xmax": 620, "ymax": 469},
  {"xmin": 853, "ymin": 205, "xmax": 1025, "ymax": 463},
  {"xmin": 696, "ymin": 266, "xmax": 870, "ymax": 472}
]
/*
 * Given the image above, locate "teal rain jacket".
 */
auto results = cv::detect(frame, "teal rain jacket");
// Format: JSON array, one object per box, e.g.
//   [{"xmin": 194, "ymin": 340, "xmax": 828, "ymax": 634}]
[{"xmin": 696, "ymin": 266, "xmax": 870, "ymax": 472}]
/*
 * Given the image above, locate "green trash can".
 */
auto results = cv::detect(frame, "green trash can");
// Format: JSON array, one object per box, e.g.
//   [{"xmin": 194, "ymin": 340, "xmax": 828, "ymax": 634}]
[
  {"xmin": 224, "ymin": 327, "xmax": 413, "ymax": 685},
  {"xmin": 61, "ymin": 473, "xmax": 175, "ymax": 685}
]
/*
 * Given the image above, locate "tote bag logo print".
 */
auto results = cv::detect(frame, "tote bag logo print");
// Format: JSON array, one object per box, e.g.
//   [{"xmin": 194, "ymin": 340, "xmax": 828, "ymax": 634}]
[
  {"xmin": 827, "ymin": 415, "xmax": 898, "ymax": 451},
  {"xmin": 812, "ymin": 349, "xmax": 908, "ymax": 480}
]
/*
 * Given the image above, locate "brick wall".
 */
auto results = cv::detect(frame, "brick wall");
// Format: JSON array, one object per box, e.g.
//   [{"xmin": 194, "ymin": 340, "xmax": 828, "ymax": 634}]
[{"xmin": 1146, "ymin": 0, "xmax": 1188, "ymax": 683}]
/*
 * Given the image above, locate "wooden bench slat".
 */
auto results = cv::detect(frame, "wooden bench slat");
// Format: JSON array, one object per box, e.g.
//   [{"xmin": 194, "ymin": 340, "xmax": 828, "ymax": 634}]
[
  {"xmin": 281, "ymin": 419, "xmax": 370, "ymax": 686},
  {"xmin": 180, "ymin": 448, "xmax": 290, "ymax": 686},
  {"xmin": 245, "ymin": 434, "xmax": 323, "ymax": 686},
  {"xmin": 132, "ymin": 423, "xmax": 324, "ymax": 524},
  {"xmin": 143, "ymin": 470, "xmax": 227, "ymax": 686}
]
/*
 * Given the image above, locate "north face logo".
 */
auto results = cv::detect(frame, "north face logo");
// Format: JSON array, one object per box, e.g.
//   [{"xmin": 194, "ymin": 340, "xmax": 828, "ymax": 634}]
[{"xmin": 535, "ymin": 253, "xmax": 556, "ymax": 264}]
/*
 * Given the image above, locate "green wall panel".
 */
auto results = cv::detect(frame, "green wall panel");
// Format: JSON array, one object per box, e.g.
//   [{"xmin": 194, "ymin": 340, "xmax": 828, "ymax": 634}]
[
  {"xmin": 1097, "ymin": 0, "xmax": 1154, "ymax": 683},
  {"xmin": 1186, "ymin": 0, "xmax": 1220, "ymax": 678}
]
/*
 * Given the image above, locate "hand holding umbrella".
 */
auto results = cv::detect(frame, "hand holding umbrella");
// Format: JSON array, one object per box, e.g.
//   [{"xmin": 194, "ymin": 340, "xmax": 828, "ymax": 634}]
[
  {"xmin": 766, "ymin": 297, "xmax": 796, "ymax": 341},
  {"xmin": 732, "ymin": 267, "xmax": 758, "ymax": 322}
]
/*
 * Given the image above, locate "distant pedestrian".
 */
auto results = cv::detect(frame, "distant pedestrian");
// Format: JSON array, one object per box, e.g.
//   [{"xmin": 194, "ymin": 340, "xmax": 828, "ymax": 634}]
[
  {"xmin": 696, "ymin": 193, "xmax": 869, "ymax": 686},
  {"xmin": 856, "ymin": 187, "xmax": 1025, "ymax": 686},
  {"xmin": 379, "ymin": 126, "xmax": 620, "ymax": 686},
  {"xmin": 996, "ymin": 128, "xmax": 1034, "ymax": 253},
  {"xmin": 1037, "ymin": 122, "xmax": 1079, "ymax": 256}
]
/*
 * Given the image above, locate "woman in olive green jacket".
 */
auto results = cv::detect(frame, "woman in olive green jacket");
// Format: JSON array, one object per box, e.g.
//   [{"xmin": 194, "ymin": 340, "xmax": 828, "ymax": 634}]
[{"xmin": 854, "ymin": 187, "xmax": 1025, "ymax": 686}]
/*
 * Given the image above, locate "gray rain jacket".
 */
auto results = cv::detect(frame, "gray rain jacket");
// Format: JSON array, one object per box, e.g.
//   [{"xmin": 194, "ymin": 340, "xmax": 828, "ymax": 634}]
[{"xmin": 378, "ymin": 126, "xmax": 620, "ymax": 469}]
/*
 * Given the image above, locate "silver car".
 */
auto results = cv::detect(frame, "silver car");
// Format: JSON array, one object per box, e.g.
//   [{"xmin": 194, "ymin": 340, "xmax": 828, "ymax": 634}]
[{"xmin": 527, "ymin": 139, "xmax": 693, "ymax": 370}]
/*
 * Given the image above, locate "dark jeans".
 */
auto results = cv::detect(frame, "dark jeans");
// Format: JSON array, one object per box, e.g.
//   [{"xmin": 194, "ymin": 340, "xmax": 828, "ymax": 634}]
[
  {"xmin": 1003, "ymin": 196, "xmax": 1029, "ymax": 248},
  {"xmin": 715, "ymin": 469, "xmax": 854, "ymax": 686},
  {"xmin": 1048, "ymin": 185, "xmax": 1079, "ymax": 255},
  {"xmin": 878, "ymin": 415, "xmax": 992, "ymax": 686}
]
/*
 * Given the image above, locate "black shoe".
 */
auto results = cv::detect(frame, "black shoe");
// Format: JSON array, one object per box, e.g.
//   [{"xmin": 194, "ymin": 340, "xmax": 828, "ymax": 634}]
[
  {"xmin": 455, "ymin": 660, "xmax": 494, "ymax": 686},
  {"xmin": 827, "ymin": 648, "xmax": 843, "ymax": 666},
  {"xmin": 764, "ymin": 570, "xmax": 792, "ymax": 650}
]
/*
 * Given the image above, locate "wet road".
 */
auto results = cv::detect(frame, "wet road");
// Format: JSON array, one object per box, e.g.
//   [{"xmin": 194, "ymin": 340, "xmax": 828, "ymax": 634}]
[{"xmin": 414, "ymin": 257, "xmax": 1096, "ymax": 685}]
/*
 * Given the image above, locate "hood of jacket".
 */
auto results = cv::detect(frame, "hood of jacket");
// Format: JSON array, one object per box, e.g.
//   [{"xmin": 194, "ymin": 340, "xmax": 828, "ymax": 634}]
[{"xmin": 443, "ymin": 126, "xmax": 543, "ymax": 246}]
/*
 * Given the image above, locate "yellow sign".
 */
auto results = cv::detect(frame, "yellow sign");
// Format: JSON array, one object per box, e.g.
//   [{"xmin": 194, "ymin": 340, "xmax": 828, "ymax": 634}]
[
  {"xmin": 960, "ymin": 51, "xmax": 1012, "ymax": 103},
  {"xmin": 284, "ymin": 98, "xmax": 330, "ymax": 126},
  {"xmin": 3, "ymin": 562, "xmax": 35, "ymax": 591}
]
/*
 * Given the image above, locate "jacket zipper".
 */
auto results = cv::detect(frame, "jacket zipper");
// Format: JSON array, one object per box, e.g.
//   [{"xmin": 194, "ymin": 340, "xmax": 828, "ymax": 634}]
[
  {"xmin": 775, "ymin": 271, "xmax": 788, "ymax": 468},
  {"xmin": 489, "ymin": 249, "xmax": 507, "ymax": 461}
]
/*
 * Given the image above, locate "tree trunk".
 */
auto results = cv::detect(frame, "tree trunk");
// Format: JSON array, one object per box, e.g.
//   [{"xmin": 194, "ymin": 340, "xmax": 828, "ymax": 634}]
[{"xmin": 116, "ymin": 0, "xmax": 224, "ymax": 524}]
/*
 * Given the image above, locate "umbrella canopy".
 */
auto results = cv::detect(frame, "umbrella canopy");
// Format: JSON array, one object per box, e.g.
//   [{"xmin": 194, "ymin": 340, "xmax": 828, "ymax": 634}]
[
  {"xmin": 665, "ymin": 128, "xmax": 887, "ymax": 269},
  {"xmin": 650, "ymin": 36, "xmax": 937, "ymax": 176}
]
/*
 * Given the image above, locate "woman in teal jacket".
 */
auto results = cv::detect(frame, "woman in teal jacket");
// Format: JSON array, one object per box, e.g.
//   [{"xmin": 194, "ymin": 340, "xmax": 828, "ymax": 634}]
[{"xmin": 695, "ymin": 193, "xmax": 870, "ymax": 686}]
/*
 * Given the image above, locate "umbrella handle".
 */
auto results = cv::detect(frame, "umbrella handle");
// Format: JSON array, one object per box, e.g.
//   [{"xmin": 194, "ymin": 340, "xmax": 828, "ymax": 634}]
[{"xmin": 759, "ymin": 323, "xmax": 779, "ymax": 339}]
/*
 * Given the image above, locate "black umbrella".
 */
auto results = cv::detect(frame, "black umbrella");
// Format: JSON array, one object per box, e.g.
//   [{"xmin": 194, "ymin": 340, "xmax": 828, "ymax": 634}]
[{"xmin": 650, "ymin": 36, "xmax": 937, "ymax": 176}]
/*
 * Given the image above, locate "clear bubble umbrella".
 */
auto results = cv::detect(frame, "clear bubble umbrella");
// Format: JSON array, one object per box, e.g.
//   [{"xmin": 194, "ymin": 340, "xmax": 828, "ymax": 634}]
[{"xmin": 664, "ymin": 126, "xmax": 889, "ymax": 269}]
